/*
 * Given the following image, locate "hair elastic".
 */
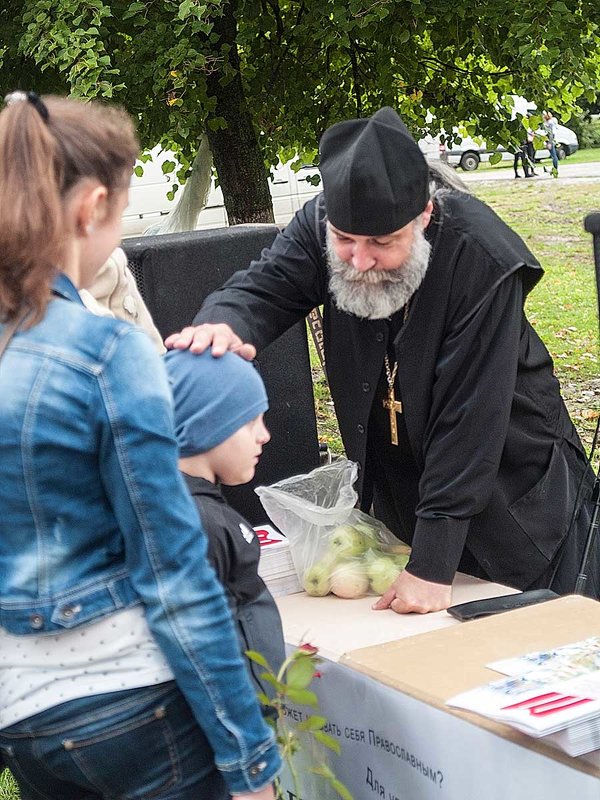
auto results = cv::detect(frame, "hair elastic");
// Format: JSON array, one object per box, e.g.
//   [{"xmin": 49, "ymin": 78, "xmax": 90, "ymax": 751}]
[{"xmin": 4, "ymin": 91, "xmax": 49, "ymax": 123}]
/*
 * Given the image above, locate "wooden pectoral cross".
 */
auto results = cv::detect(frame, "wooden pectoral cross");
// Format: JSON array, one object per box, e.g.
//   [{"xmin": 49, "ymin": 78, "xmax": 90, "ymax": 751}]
[{"xmin": 382, "ymin": 385, "xmax": 402, "ymax": 446}]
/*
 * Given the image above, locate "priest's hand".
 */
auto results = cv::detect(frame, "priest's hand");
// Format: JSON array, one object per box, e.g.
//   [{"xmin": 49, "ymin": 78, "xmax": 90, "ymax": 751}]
[
  {"xmin": 164, "ymin": 323, "xmax": 256, "ymax": 360},
  {"xmin": 372, "ymin": 569, "xmax": 452, "ymax": 614}
]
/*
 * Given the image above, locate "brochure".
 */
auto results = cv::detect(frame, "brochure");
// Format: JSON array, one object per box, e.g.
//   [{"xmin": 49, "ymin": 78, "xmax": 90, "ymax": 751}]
[{"xmin": 447, "ymin": 637, "xmax": 600, "ymax": 753}]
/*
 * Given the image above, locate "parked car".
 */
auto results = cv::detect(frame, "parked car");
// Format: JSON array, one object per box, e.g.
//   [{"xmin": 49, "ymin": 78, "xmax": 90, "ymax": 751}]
[
  {"xmin": 123, "ymin": 149, "xmax": 322, "ymax": 237},
  {"xmin": 429, "ymin": 124, "xmax": 578, "ymax": 172}
]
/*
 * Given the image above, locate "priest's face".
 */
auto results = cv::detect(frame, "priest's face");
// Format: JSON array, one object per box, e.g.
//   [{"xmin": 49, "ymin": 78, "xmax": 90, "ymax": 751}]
[{"xmin": 326, "ymin": 206, "xmax": 433, "ymax": 320}]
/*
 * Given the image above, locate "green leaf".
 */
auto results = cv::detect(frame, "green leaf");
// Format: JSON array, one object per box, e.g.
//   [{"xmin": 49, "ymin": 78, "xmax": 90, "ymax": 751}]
[
  {"xmin": 297, "ymin": 714, "xmax": 327, "ymax": 731},
  {"xmin": 245, "ymin": 650, "xmax": 271, "ymax": 669},
  {"xmin": 284, "ymin": 687, "xmax": 318, "ymax": 707},
  {"xmin": 161, "ymin": 160, "xmax": 176, "ymax": 174},
  {"xmin": 286, "ymin": 657, "xmax": 315, "ymax": 691},
  {"xmin": 178, "ymin": 0, "xmax": 193, "ymax": 20},
  {"xmin": 331, "ymin": 777, "xmax": 354, "ymax": 800},
  {"xmin": 489, "ymin": 152, "xmax": 503, "ymax": 165},
  {"xmin": 311, "ymin": 764, "xmax": 335, "ymax": 779},
  {"xmin": 312, "ymin": 730, "xmax": 341, "ymax": 754},
  {"xmin": 207, "ymin": 116, "xmax": 227, "ymax": 131},
  {"xmin": 134, "ymin": 165, "xmax": 144, "ymax": 177},
  {"xmin": 124, "ymin": 1, "xmax": 146, "ymax": 17},
  {"xmin": 261, "ymin": 673, "xmax": 286, "ymax": 693}
]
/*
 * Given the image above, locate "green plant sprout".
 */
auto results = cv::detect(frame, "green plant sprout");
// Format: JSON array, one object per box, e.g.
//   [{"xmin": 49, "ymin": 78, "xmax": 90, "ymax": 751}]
[{"xmin": 246, "ymin": 643, "xmax": 353, "ymax": 800}]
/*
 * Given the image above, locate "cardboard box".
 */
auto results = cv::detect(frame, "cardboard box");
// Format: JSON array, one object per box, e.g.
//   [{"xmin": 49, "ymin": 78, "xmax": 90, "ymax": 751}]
[{"xmin": 341, "ymin": 595, "xmax": 600, "ymax": 778}]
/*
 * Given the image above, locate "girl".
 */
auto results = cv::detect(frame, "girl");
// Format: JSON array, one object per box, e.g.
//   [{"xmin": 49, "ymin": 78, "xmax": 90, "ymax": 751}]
[{"xmin": 0, "ymin": 92, "xmax": 279, "ymax": 800}]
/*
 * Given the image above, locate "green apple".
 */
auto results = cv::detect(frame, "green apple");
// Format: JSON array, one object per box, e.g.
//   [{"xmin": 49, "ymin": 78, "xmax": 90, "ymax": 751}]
[
  {"xmin": 353, "ymin": 520, "xmax": 380, "ymax": 551},
  {"xmin": 328, "ymin": 524, "xmax": 366, "ymax": 558},
  {"xmin": 391, "ymin": 553, "xmax": 410, "ymax": 570},
  {"xmin": 367, "ymin": 556, "xmax": 401, "ymax": 595},
  {"xmin": 330, "ymin": 562, "xmax": 370, "ymax": 599},
  {"xmin": 303, "ymin": 561, "xmax": 332, "ymax": 596}
]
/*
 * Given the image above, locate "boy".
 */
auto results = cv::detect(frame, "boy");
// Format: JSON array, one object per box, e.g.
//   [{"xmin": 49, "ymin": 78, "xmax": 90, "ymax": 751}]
[{"xmin": 165, "ymin": 348, "xmax": 286, "ymax": 706}]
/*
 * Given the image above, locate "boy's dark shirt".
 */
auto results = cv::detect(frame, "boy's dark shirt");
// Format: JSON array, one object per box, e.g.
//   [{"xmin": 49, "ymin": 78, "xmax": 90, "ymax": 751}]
[
  {"xmin": 183, "ymin": 473, "xmax": 286, "ymax": 706},
  {"xmin": 183, "ymin": 474, "xmax": 266, "ymax": 604}
]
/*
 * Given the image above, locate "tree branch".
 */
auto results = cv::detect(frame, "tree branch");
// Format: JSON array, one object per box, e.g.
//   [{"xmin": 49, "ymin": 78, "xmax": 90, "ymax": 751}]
[
  {"xmin": 347, "ymin": 41, "xmax": 362, "ymax": 116},
  {"xmin": 420, "ymin": 55, "xmax": 514, "ymax": 78},
  {"xmin": 266, "ymin": 0, "xmax": 284, "ymax": 43}
]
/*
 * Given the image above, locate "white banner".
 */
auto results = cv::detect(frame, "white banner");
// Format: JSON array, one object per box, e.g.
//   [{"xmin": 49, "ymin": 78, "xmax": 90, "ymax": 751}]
[{"xmin": 278, "ymin": 656, "xmax": 600, "ymax": 800}]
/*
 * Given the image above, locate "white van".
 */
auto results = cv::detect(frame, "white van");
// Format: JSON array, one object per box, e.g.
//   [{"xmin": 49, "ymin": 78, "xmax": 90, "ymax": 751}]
[{"xmin": 122, "ymin": 149, "xmax": 322, "ymax": 237}]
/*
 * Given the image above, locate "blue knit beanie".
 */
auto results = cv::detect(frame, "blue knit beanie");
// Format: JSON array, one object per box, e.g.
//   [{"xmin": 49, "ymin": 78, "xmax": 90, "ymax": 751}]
[{"xmin": 164, "ymin": 349, "xmax": 269, "ymax": 456}]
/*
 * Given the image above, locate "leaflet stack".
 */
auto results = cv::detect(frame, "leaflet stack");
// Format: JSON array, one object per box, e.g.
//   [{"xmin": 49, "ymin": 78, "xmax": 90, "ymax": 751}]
[{"xmin": 255, "ymin": 524, "xmax": 303, "ymax": 597}]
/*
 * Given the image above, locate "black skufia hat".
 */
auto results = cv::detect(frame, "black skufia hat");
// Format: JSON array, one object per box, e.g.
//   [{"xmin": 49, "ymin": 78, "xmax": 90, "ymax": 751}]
[{"xmin": 319, "ymin": 106, "xmax": 429, "ymax": 236}]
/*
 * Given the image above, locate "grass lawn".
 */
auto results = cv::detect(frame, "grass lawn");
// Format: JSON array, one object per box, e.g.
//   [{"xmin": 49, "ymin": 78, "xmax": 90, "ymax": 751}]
[
  {"xmin": 476, "ymin": 179, "xmax": 599, "ymax": 375},
  {"xmin": 563, "ymin": 147, "xmax": 600, "ymax": 165},
  {"xmin": 0, "ymin": 770, "xmax": 18, "ymax": 800},
  {"xmin": 311, "ymin": 175, "xmax": 600, "ymax": 458}
]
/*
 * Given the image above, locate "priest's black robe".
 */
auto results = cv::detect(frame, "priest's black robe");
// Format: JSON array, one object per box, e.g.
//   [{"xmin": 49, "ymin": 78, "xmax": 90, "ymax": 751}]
[{"xmin": 196, "ymin": 191, "xmax": 596, "ymax": 593}]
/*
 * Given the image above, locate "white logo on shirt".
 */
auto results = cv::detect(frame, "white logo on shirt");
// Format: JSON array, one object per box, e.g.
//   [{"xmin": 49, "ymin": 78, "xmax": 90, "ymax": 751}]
[{"xmin": 239, "ymin": 523, "xmax": 255, "ymax": 544}]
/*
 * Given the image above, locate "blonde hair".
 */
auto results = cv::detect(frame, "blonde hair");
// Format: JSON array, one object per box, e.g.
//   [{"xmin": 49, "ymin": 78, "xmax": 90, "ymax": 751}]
[{"xmin": 0, "ymin": 95, "xmax": 138, "ymax": 325}]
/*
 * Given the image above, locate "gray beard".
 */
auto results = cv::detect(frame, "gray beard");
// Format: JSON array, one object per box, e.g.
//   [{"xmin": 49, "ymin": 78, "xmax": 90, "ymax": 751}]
[{"xmin": 326, "ymin": 223, "xmax": 432, "ymax": 320}]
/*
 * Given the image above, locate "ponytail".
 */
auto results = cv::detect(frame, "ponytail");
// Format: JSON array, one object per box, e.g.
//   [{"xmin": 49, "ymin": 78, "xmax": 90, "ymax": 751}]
[
  {"xmin": 0, "ymin": 94, "xmax": 138, "ymax": 326},
  {"xmin": 0, "ymin": 98, "xmax": 63, "ymax": 324}
]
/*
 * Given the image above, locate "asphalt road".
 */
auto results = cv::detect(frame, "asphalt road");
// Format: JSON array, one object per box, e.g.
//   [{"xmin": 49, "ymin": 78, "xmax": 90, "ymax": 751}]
[{"xmin": 461, "ymin": 159, "xmax": 600, "ymax": 184}]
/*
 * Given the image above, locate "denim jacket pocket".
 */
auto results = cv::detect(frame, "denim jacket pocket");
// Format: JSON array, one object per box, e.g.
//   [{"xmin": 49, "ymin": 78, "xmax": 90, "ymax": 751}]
[{"xmin": 0, "ymin": 574, "xmax": 139, "ymax": 635}]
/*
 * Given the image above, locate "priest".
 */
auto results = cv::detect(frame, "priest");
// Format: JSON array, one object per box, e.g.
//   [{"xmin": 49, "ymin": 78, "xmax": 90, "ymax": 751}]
[{"xmin": 167, "ymin": 106, "xmax": 598, "ymax": 613}]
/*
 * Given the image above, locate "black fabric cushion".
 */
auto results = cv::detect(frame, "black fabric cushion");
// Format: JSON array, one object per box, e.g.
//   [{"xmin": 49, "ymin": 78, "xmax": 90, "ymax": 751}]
[{"xmin": 123, "ymin": 225, "xmax": 320, "ymax": 524}]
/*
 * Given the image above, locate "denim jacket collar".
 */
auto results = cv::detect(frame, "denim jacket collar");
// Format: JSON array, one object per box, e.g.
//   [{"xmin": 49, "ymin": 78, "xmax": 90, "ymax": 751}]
[{"xmin": 52, "ymin": 273, "xmax": 85, "ymax": 305}]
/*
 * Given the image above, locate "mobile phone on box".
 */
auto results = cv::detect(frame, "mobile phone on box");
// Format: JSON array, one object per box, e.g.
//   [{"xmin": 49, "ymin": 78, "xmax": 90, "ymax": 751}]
[{"xmin": 447, "ymin": 589, "xmax": 559, "ymax": 621}]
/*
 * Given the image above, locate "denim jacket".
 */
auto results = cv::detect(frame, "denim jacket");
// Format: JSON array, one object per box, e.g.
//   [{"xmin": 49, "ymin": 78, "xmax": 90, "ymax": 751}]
[{"xmin": 0, "ymin": 275, "xmax": 280, "ymax": 794}]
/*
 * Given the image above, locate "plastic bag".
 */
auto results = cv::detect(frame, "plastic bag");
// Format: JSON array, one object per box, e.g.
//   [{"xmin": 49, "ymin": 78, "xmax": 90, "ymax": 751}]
[{"xmin": 255, "ymin": 459, "xmax": 410, "ymax": 599}]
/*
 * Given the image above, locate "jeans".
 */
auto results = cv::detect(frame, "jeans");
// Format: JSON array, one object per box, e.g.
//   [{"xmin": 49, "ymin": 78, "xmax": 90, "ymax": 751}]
[{"xmin": 0, "ymin": 682, "xmax": 228, "ymax": 800}]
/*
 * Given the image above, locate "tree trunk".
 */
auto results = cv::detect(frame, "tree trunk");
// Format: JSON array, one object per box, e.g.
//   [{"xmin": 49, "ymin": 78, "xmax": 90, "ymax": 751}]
[{"xmin": 205, "ymin": 0, "xmax": 274, "ymax": 225}]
